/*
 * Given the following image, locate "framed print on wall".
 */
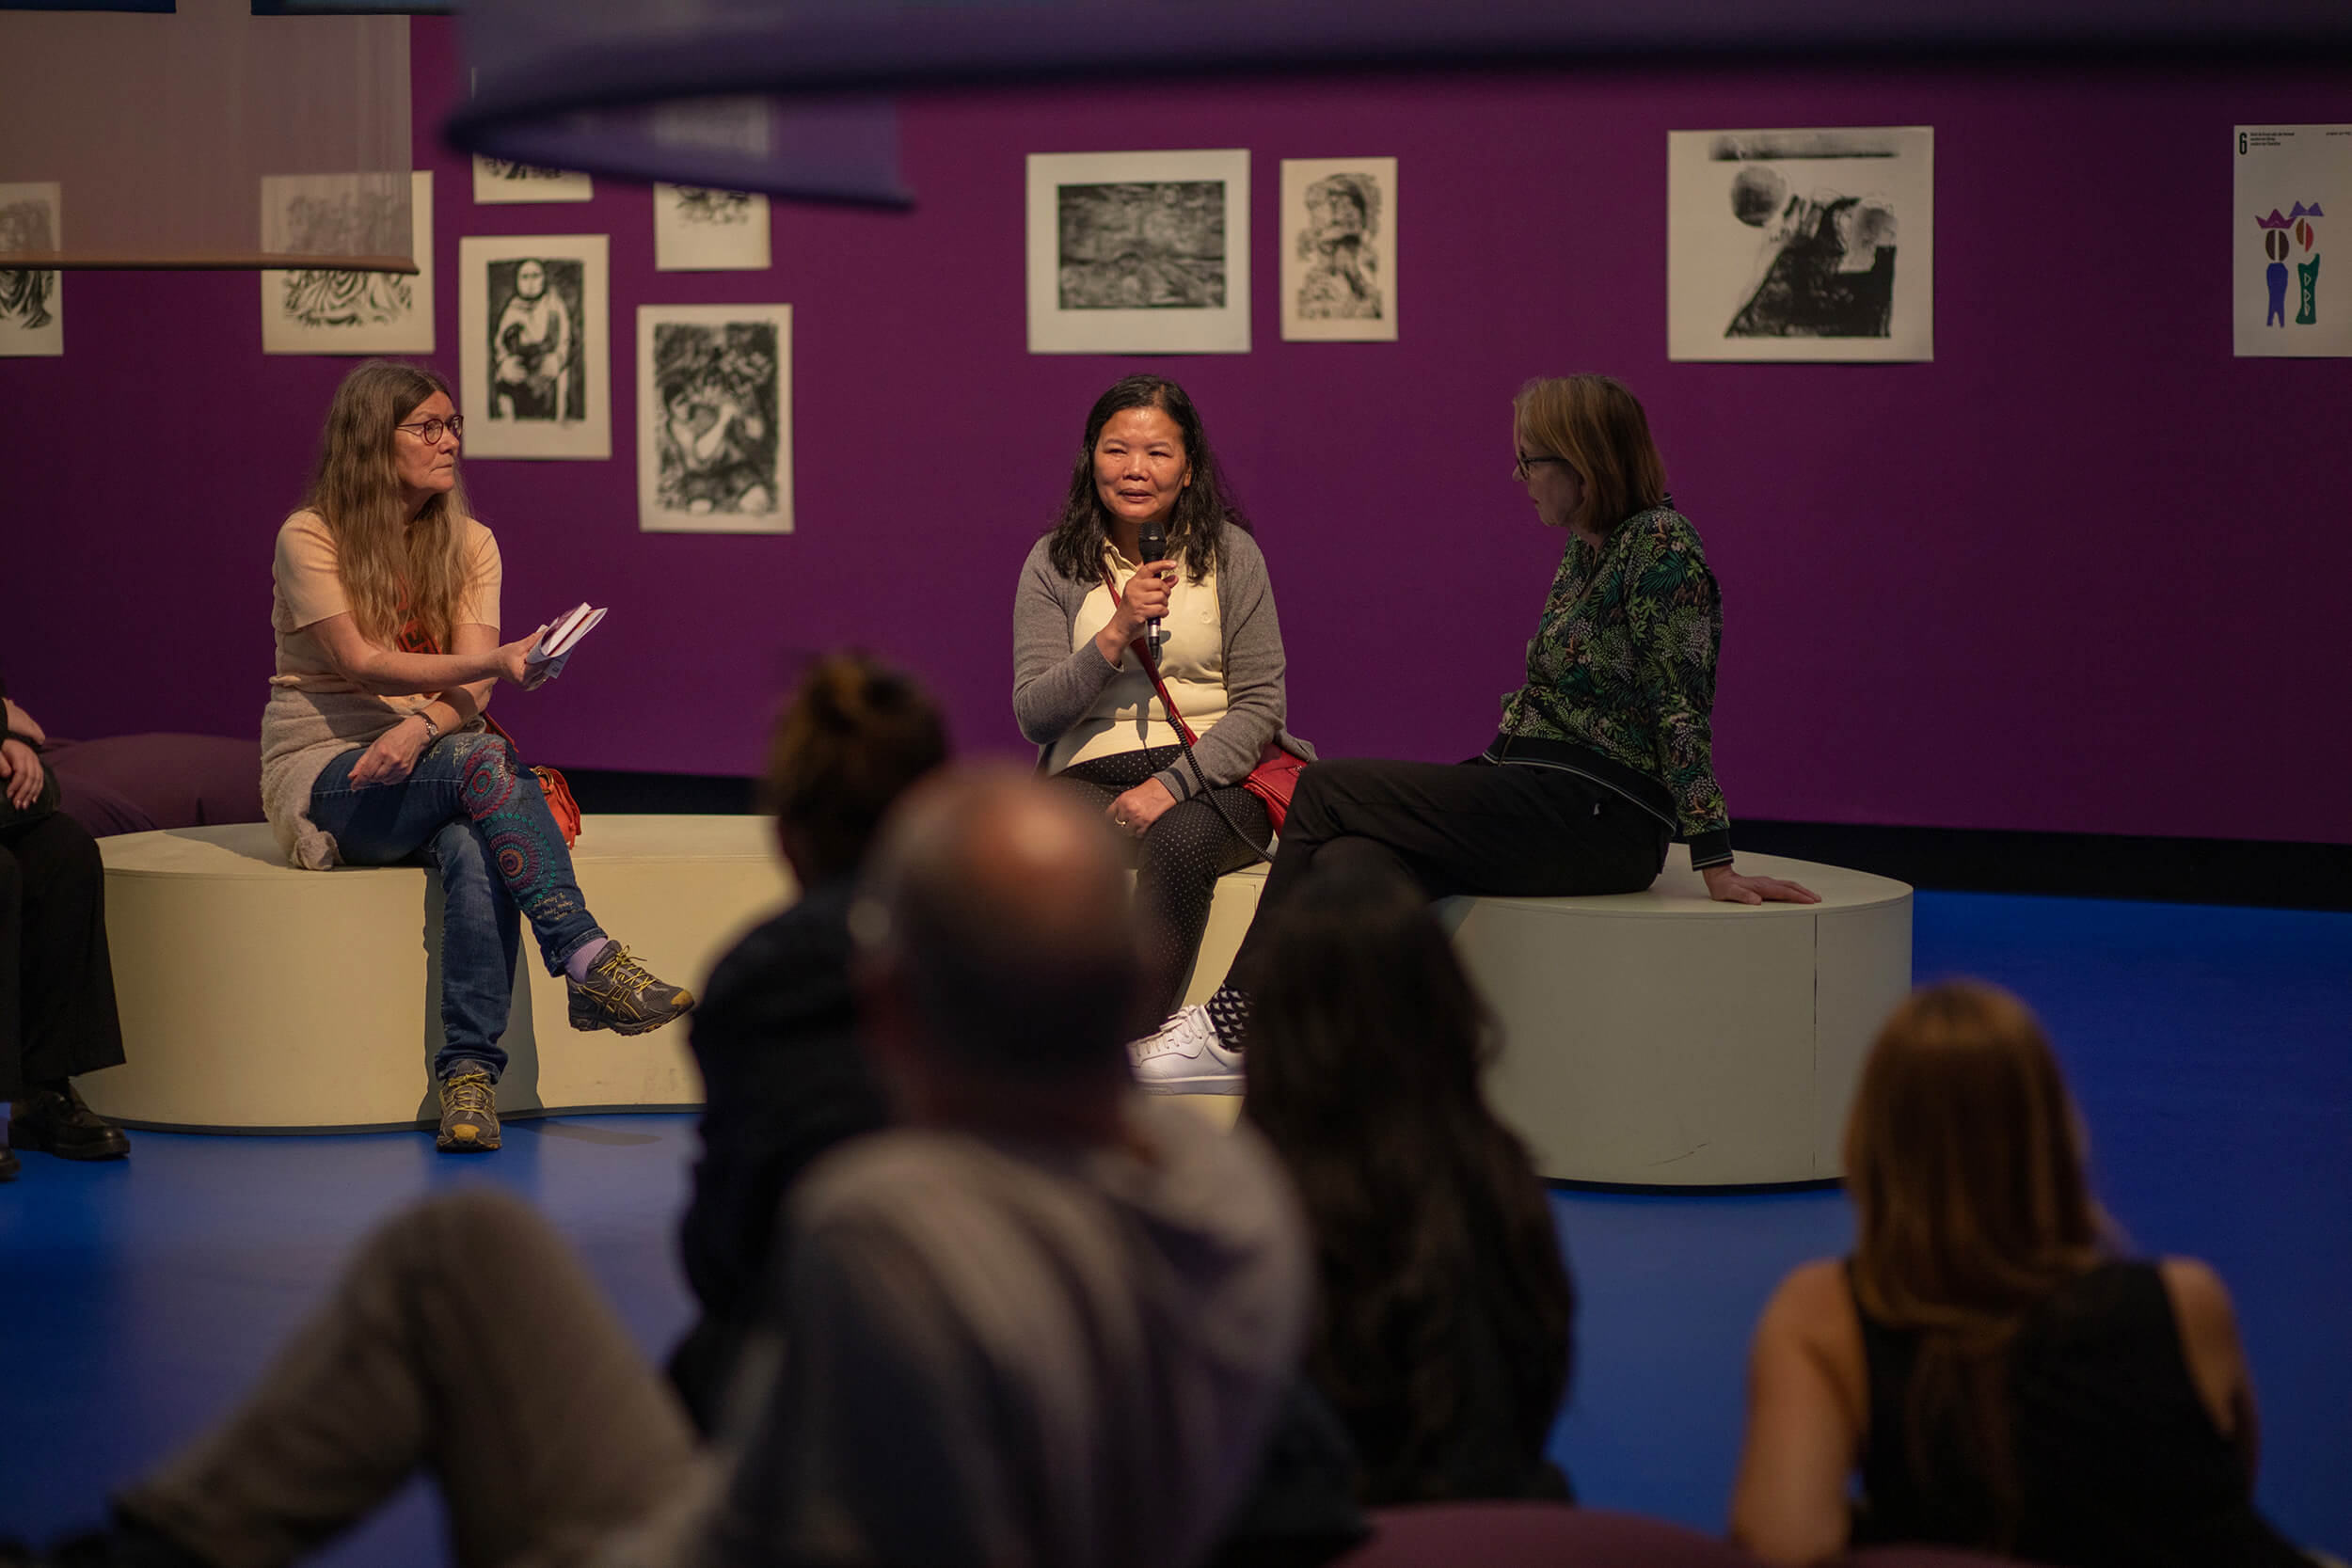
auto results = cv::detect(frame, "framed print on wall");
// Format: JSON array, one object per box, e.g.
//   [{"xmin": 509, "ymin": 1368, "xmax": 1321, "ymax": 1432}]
[
  {"xmin": 654, "ymin": 184, "xmax": 771, "ymax": 271},
  {"xmin": 636, "ymin": 302, "xmax": 793, "ymax": 534},
  {"xmin": 1279, "ymin": 157, "xmax": 1397, "ymax": 341},
  {"xmin": 262, "ymin": 169, "xmax": 434, "ymax": 355},
  {"xmin": 458, "ymin": 233, "xmax": 611, "ymax": 460},
  {"xmin": 0, "ymin": 182, "xmax": 63, "ymax": 357},
  {"xmin": 1668, "ymin": 127, "xmax": 1934, "ymax": 362},
  {"xmin": 2233, "ymin": 124, "xmax": 2350, "ymax": 357},
  {"xmin": 1025, "ymin": 149, "xmax": 1250, "ymax": 355},
  {"xmin": 472, "ymin": 156, "xmax": 593, "ymax": 204}
]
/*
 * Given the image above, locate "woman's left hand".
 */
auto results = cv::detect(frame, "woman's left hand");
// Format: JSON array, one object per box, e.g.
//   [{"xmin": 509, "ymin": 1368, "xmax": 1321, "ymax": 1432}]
[
  {"xmin": 1703, "ymin": 863, "xmax": 1820, "ymax": 906},
  {"xmin": 1106, "ymin": 780, "xmax": 1178, "ymax": 840},
  {"xmin": 349, "ymin": 716, "xmax": 431, "ymax": 789},
  {"xmin": 0, "ymin": 737, "xmax": 45, "ymax": 811}
]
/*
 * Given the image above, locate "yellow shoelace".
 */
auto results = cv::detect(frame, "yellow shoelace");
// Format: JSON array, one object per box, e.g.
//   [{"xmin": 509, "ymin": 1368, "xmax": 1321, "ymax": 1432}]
[{"xmin": 443, "ymin": 1073, "xmax": 495, "ymax": 1117}]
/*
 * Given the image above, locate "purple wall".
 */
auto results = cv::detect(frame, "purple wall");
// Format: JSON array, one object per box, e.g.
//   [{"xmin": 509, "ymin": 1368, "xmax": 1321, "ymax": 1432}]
[{"xmin": 8, "ymin": 24, "xmax": 2348, "ymax": 844}]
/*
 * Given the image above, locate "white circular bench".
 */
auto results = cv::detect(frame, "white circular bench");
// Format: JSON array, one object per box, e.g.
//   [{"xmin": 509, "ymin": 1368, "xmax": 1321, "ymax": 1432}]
[
  {"xmin": 87, "ymin": 816, "xmax": 791, "ymax": 1132},
  {"xmin": 1174, "ymin": 848, "xmax": 1912, "ymax": 1186},
  {"xmin": 1439, "ymin": 846, "xmax": 1911, "ymax": 1186}
]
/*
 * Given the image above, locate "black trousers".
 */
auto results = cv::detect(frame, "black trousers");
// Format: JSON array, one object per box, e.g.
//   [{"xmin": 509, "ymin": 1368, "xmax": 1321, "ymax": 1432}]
[
  {"xmin": 1226, "ymin": 757, "xmax": 1671, "ymax": 992},
  {"xmin": 0, "ymin": 811, "xmax": 127, "ymax": 1101},
  {"xmin": 1051, "ymin": 745, "xmax": 1273, "ymax": 1019}
]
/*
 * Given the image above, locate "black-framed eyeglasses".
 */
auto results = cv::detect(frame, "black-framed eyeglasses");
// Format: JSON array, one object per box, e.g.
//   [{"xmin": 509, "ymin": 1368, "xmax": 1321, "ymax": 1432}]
[
  {"xmin": 395, "ymin": 415, "xmax": 465, "ymax": 444},
  {"xmin": 1513, "ymin": 452, "xmax": 1572, "ymax": 483}
]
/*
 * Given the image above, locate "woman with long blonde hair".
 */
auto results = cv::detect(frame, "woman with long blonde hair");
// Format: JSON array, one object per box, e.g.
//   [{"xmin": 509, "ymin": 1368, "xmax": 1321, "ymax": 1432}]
[
  {"xmin": 261, "ymin": 360, "xmax": 692, "ymax": 1153},
  {"xmin": 1730, "ymin": 980, "xmax": 2308, "ymax": 1566}
]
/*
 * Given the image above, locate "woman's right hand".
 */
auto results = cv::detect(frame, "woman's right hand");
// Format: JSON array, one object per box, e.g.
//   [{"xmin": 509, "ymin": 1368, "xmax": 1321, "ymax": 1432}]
[{"xmin": 1097, "ymin": 562, "xmax": 1177, "ymax": 658}]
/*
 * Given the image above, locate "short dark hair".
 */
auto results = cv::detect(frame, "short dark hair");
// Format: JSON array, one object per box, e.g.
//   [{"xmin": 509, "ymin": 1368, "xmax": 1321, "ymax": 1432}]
[
  {"xmin": 1043, "ymin": 373, "xmax": 1252, "ymax": 585},
  {"xmin": 762, "ymin": 653, "xmax": 949, "ymax": 884}
]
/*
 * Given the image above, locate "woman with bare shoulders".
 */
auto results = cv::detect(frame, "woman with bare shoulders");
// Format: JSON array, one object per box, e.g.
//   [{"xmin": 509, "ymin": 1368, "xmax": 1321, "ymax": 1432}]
[{"xmin": 1730, "ymin": 980, "xmax": 2311, "ymax": 1567}]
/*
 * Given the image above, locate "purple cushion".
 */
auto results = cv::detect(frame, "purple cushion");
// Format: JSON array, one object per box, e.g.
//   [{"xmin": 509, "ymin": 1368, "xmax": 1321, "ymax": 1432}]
[
  {"xmin": 1340, "ymin": 1504, "xmax": 1765, "ymax": 1567},
  {"xmin": 45, "ymin": 734, "xmax": 263, "ymax": 835}
]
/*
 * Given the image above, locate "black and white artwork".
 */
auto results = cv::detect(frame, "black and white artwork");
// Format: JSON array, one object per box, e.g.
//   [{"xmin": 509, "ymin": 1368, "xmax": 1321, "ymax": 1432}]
[
  {"xmin": 636, "ymin": 303, "xmax": 792, "ymax": 533},
  {"xmin": 1668, "ymin": 127, "xmax": 1933, "ymax": 363},
  {"xmin": 0, "ymin": 182, "xmax": 63, "ymax": 358},
  {"xmin": 654, "ymin": 183, "xmax": 771, "ymax": 272},
  {"xmin": 471, "ymin": 156, "xmax": 593, "ymax": 205},
  {"xmin": 1280, "ymin": 157, "xmax": 1398, "ymax": 342},
  {"xmin": 458, "ymin": 233, "xmax": 611, "ymax": 460},
  {"xmin": 1025, "ymin": 150, "xmax": 1250, "ymax": 354},
  {"xmin": 262, "ymin": 170, "xmax": 433, "ymax": 355},
  {"xmin": 2233, "ymin": 124, "xmax": 2349, "ymax": 358}
]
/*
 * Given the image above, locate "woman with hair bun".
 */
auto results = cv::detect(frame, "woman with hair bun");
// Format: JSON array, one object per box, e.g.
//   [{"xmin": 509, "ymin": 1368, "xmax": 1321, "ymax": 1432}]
[
  {"xmin": 1730, "ymin": 980, "xmax": 2309, "ymax": 1567},
  {"xmin": 262, "ymin": 359, "xmax": 694, "ymax": 1155},
  {"xmin": 667, "ymin": 651, "xmax": 949, "ymax": 1430}
]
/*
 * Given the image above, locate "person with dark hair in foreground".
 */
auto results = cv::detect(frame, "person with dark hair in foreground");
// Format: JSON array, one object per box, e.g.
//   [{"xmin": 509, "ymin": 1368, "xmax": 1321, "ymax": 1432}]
[
  {"xmin": 1245, "ymin": 859, "xmax": 1575, "ymax": 1506},
  {"xmin": 1730, "ymin": 981, "xmax": 2312, "ymax": 1568},
  {"xmin": 1015, "ymin": 372, "xmax": 1314, "ymax": 1021},
  {"xmin": 87, "ymin": 767, "xmax": 1308, "ymax": 1568},
  {"xmin": 667, "ymin": 652, "xmax": 948, "ymax": 1431},
  {"xmin": 1133, "ymin": 373, "xmax": 1814, "ymax": 1092}
]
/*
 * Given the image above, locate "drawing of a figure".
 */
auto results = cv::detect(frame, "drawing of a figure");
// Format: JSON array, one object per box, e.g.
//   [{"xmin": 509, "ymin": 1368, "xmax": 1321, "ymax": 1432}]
[
  {"xmin": 1724, "ymin": 165, "xmax": 1896, "ymax": 339},
  {"xmin": 2297, "ymin": 252, "xmax": 2320, "ymax": 325},
  {"xmin": 491, "ymin": 259, "xmax": 575, "ymax": 421},
  {"xmin": 1057, "ymin": 182, "xmax": 1226, "ymax": 310},
  {"xmin": 1295, "ymin": 171, "xmax": 1382, "ymax": 321},
  {"xmin": 0, "ymin": 198, "xmax": 58, "ymax": 331},
  {"xmin": 653, "ymin": 322, "xmax": 778, "ymax": 515},
  {"xmin": 281, "ymin": 268, "xmax": 411, "ymax": 330},
  {"xmin": 485, "ymin": 160, "xmax": 569, "ymax": 183}
]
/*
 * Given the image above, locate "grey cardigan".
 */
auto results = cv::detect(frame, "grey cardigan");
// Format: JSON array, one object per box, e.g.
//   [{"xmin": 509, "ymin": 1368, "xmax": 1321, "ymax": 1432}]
[{"xmin": 1012, "ymin": 527, "xmax": 1314, "ymax": 804}]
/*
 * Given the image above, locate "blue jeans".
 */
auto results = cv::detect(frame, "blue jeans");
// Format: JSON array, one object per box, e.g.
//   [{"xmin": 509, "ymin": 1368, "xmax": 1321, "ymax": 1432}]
[{"xmin": 309, "ymin": 732, "xmax": 603, "ymax": 1083}]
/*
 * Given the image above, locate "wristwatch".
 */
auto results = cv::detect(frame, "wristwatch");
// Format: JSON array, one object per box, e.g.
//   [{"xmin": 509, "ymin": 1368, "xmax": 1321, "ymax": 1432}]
[{"xmin": 416, "ymin": 710, "xmax": 442, "ymax": 742}]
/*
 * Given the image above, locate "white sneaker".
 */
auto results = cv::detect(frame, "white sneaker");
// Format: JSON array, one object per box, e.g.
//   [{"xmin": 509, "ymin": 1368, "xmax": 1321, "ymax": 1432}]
[{"xmin": 1129, "ymin": 1005, "xmax": 1245, "ymax": 1095}]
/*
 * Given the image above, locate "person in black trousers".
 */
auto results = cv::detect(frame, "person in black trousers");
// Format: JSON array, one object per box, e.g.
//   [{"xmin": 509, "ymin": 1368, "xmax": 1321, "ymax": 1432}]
[
  {"xmin": 1, "ymin": 679, "xmax": 131, "ymax": 1180},
  {"xmin": 1132, "ymin": 374, "xmax": 1819, "ymax": 1093},
  {"xmin": 665, "ymin": 654, "xmax": 947, "ymax": 1430}
]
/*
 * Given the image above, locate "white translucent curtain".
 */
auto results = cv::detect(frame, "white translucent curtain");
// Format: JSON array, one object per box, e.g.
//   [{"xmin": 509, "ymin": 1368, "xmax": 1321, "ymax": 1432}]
[{"xmin": 0, "ymin": 0, "xmax": 411, "ymax": 270}]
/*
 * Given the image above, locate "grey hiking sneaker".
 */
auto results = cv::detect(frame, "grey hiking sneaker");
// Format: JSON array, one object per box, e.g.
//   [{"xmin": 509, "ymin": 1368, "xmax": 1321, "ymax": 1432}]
[
  {"xmin": 437, "ymin": 1071, "xmax": 500, "ymax": 1152},
  {"xmin": 566, "ymin": 942, "xmax": 695, "ymax": 1036}
]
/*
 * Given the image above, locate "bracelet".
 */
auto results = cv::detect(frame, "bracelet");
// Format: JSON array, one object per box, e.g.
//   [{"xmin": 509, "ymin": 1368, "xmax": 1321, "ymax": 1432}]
[{"xmin": 416, "ymin": 709, "xmax": 441, "ymax": 742}]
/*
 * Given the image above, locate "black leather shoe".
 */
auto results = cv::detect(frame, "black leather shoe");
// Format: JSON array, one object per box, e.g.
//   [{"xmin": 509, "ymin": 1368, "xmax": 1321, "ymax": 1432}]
[{"xmin": 8, "ymin": 1082, "xmax": 130, "ymax": 1161}]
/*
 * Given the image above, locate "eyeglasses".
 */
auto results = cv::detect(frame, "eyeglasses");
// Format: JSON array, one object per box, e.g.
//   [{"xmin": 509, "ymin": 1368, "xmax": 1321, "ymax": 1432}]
[
  {"xmin": 395, "ymin": 415, "xmax": 465, "ymax": 444},
  {"xmin": 1513, "ymin": 452, "xmax": 1572, "ymax": 483}
]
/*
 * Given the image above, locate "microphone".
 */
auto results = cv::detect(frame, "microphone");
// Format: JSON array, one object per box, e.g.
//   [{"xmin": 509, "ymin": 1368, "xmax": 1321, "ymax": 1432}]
[{"xmin": 1138, "ymin": 518, "xmax": 1168, "ymax": 641}]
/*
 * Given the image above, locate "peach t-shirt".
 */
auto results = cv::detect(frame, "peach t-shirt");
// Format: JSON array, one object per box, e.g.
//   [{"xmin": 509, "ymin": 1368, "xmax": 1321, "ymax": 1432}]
[{"xmin": 267, "ymin": 509, "xmax": 501, "ymax": 717}]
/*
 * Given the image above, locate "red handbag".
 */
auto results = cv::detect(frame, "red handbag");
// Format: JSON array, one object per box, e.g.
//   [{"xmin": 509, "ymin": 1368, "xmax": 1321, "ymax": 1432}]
[{"xmin": 1103, "ymin": 566, "xmax": 1308, "ymax": 834}]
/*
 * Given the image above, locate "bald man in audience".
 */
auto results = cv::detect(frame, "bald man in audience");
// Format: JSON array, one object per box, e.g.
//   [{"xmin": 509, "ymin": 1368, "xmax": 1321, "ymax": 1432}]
[{"xmin": 97, "ymin": 766, "xmax": 1311, "ymax": 1568}]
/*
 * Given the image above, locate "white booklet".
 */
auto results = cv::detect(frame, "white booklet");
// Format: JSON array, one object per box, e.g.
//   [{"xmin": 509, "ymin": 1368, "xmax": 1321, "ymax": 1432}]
[{"xmin": 526, "ymin": 603, "xmax": 606, "ymax": 676}]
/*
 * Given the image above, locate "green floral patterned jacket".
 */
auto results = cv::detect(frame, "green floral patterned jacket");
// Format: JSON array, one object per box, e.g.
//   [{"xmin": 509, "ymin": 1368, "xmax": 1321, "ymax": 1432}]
[{"xmin": 1490, "ymin": 505, "xmax": 1732, "ymax": 868}]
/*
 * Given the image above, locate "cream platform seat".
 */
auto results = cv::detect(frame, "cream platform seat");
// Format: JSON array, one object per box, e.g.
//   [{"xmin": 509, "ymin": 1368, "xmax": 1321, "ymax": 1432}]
[
  {"xmin": 1170, "ymin": 848, "xmax": 1910, "ymax": 1185},
  {"xmin": 87, "ymin": 816, "xmax": 789, "ymax": 1132}
]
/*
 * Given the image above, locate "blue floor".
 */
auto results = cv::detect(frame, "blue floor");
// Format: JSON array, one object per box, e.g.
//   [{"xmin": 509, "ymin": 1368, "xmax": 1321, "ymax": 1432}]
[{"xmin": 3, "ymin": 891, "xmax": 2346, "ymax": 1561}]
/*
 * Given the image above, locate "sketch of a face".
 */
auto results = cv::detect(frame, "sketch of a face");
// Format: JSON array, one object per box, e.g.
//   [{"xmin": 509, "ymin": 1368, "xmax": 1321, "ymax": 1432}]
[
  {"xmin": 516, "ymin": 260, "xmax": 547, "ymax": 299},
  {"xmin": 393, "ymin": 391, "xmax": 461, "ymax": 507},
  {"xmin": 1092, "ymin": 406, "xmax": 1191, "ymax": 539}
]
